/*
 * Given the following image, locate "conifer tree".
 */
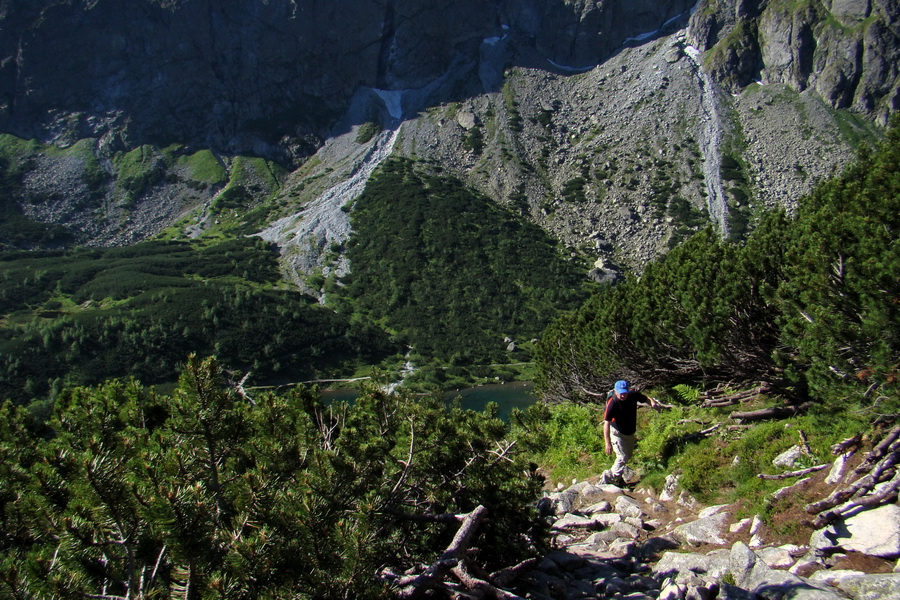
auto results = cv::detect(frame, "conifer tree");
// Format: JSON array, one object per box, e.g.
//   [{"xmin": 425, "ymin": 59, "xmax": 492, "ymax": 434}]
[{"xmin": 778, "ymin": 123, "xmax": 899, "ymax": 403}]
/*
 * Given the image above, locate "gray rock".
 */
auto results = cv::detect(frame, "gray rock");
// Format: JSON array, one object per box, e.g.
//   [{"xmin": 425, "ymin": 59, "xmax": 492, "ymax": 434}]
[
  {"xmin": 639, "ymin": 535, "xmax": 682, "ymax": 560},
  {"xmin": 607, "ymin": 539, "xmax": 638, "ymax": 558},
  {"xmin": 552, "ymin": 513, "xmax": 603, "ymax": 531},
  {"xmin": 654, "ymin": 550, "xmax": 731, "ymax": 583},
  {"xmin": 677, "ymin": 490, "xmax": 700, "ymax": 509},
  {"xmin": 730, "ymin": 542, "xmax": 844, "ymax": 600},
  {"xmin": 730, "ymin": 518, "xmax": 752, "ymax": 534},
  {"xmin": 811, "ymin": 504, "xmax": 900, "ymax": 558},
  {"xmin": 829, "ymin": 0, "xmax": 872, "ymax": 22},
  {"xmin": 575, "ymin": 484, "xmax": 616, "ymax": 509},
  {"xmin": 600, "ymin": 576, "xmax": 633, "ymax": 595},
  {"xmin": 749, "ymin": 514, "xmax": 765, "ymax": 548},
  {"xmin": 546, "ymin": 490, "xmax": 578, "ymax": 516},
  {"xmin": 582, "ymin": 500, "xmax": 614, "ymax": 514},
  {"xmin": 659, "ymin": 579, "xmax": 686, "ymax": 600},
  {"xmin": 813, "ymin": 571, "xmax": 900, "ymax": 600},
  {"xmin": 528, "ymin": 570, "xmax": 569, "ymax": 598},
  {"xmin": 790, "ymin": 550, "xmax": 825, "ymax": 577},
  {"xmin": 697, "ymin": 504, "xmax": 730, "ymax": 519},
  {"xmin": 543, "ymin": 550, "xmax": 586, "ymax": 572},
  {"xmin": 566, "ymin": 578, "xmax": 597, "ymax": 598},
  {"xmin": 757, "ymin": 545, "xmax": 800, "ymax": 569},
  {"xmin": 608, "ymin": 520, "xmax": 643, "ymax": 540},
  {"xmin": 671, "ymin": 512, "xmax": 730, "ymax": 546},
  {"xmin": 626, "ymin": 574, "xmax": 660, "ymax": 592},
  {"xmin": 718, "ymin": 583, "xmax": 758, "ymax": 600},
  {"xmin": 773, "ymin": 445, "xmax": 804, "ymax": 468},
  {"xmin": 456, "ymin": 110, "xmax": 476, "ymax": 131},
  {"xmin": 616, "ymin": 495, "xmax": 647, "ymax": 519},
  {"xmin": 589, "ymin": 513, "xmax": 624, "ymax": 528},
  {"xmin": 685, "ymin": 583, "xmax": 719, "ymax": 600},
  {"xmin": 660, "ymin": 473, "xmax": 681, "ymax": 502},
  {"xmin": 825, "ymin": 451, "xmax": 853, "ymax": 485}
]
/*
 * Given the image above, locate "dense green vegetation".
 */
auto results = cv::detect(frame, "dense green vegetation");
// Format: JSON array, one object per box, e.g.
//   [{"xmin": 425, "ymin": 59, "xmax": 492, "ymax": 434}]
[
  {"xmin": 332, "ymin": 158, "xmax": 589, "ymax": 374},
  {"xmin": 536, "ymin": 120, "xmax": 899, "ymax": 410},
  {"xmin": 527, "ymin": 382, "xmax": 876, "ymax": 501},
  {"xmin": 0, "ymin": 239, "xmax": 398, "ymax": 404},
  {"xmin": 0, "ymin": 356, "xmax": 546, "ymax": 599}
]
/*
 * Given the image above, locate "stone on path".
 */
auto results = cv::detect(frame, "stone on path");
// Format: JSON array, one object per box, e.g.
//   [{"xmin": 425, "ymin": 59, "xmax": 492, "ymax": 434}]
[
  {"xmin": 811, "ymin": 504, "xmax": 900, "ymax": 558},
  {"xmin": 671, "ymin": 511, "xmax": 730, "ymax": 546}
]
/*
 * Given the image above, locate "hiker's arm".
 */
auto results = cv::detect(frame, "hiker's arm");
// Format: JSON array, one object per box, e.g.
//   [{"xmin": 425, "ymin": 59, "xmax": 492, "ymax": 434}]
[{"xmin": 603, "ymin": 420, "xmax": 612, "ymax": 454}]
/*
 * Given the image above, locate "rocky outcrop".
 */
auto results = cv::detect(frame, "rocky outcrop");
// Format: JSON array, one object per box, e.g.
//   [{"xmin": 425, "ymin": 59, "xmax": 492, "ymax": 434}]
[
  {"xmin": 527, "ymin": 474, "xmax": 900, "ymax": 600},
  {"xmin": 688, "ymin": 0, "xmax": 900, "ymax": 124}
]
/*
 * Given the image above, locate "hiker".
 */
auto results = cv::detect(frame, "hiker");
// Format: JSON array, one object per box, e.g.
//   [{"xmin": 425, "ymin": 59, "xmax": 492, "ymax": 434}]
[{"xmin": 586, "ymin": 380, "xmax": 658, "ymax": 486}]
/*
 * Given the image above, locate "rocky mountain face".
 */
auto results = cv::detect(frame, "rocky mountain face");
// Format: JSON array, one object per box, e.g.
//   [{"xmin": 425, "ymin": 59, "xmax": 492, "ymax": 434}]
[
  {"xmin": 691, "ymin": 0, "xmax": 900, "ymax": 122},
  {"xmin": 0, "ymin": 0, "xmax": 695, "ymax": 159},
  {"xmin": 0, "ymin": 0, "xmax": 895, "ymax": 273}
]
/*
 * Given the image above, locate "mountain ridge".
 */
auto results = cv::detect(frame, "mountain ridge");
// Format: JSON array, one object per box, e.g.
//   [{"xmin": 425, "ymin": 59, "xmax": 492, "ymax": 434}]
[{"xmin": 0, "ymin": 0, "xmax": 893, "ymax": 275}]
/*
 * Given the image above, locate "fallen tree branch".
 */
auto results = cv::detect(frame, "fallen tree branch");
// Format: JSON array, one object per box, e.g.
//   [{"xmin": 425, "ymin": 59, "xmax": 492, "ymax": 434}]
[
  {"xmin": 383, "ymin": 508, "xmax": 468, "ymax": 525},
  {"xmin": 452, "ymin": 561, "xmax": 525, "ymax": 600},
  {"xmin": 490, "ymin": 558, "xmax": 539, "ymax": 589},
  {"xmin": 395, "ymin": 506, "xmax": 489, "ymax": 599},
  {"xmin": 388, "ymin": 418, "xmax": 416, "ymax": 502},
  {"xmin": 769, "ymin": 477, "xmax": 814, "ymax": 502},
  {"xmin": 812, "ymin": 468, "xmax": 900, "ymax": 528},
  {"xmin": 758, "ymin": 464, "xmax": 829, "ymax": 480},
  {"xmin": 699, "ymin": 382, "xmax": 773, "ymax": 408},
  {"xmin": 730, "ymin": 402, "xmax": 814, "ymax": 422},
  {"xmin": 806, "ymin": 426, "xmax": 900, "ymax": 519},
  {"xmin": 853, "ymin": 424, "xmax": 900, "ymax": 474},
  {"xmin": 831, "ymin": 434, "xmax": 862, "ymax": 456}
]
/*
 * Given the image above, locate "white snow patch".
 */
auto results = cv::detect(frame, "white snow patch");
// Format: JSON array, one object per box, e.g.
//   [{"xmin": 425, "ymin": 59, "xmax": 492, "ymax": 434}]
[
  {"xmin": 547, "ymin": 59, "xmax": 594, "ymax": 73},
  {"xmin": 623, "ymin": 2, "xmax": 698, "ymax": 45},
  {"xmin": 373, "ymin": 88, "xmax": 405, "ymax": 121}
]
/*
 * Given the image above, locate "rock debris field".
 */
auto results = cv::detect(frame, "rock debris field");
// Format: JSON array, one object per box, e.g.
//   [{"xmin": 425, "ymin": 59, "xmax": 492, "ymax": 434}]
[{"xmin": 515, "ymin": 447, "xmax": 900, "ymax": 600}]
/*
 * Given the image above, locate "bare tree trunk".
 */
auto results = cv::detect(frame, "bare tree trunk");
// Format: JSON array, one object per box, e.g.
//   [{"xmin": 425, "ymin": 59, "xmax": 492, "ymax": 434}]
[{"xmin": 395, "ymin": 506, "xmax": 489, "ymax": 599}]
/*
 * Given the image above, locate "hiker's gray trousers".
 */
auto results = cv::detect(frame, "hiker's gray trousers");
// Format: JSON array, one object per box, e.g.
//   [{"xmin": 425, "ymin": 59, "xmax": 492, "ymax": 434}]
[{"xmin": 610, "ymin": 428, "xmax": 636, "ymax": 477}]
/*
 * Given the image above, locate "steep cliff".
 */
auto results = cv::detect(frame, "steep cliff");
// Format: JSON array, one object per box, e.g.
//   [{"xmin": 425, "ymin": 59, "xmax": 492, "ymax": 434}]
[
  {"xmin": 0, "ymin": 0, "xmax": 698, "ymax": 160},
  {"xmin": 689, "ymin": 0, "xmax": 899, "ymax": 124}
]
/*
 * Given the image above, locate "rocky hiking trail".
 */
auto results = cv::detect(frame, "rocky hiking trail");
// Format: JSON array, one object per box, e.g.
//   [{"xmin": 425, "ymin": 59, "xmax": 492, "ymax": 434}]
[{"xmin": 395, "ymin": 426, "xmax": 900, "ymax": 599}]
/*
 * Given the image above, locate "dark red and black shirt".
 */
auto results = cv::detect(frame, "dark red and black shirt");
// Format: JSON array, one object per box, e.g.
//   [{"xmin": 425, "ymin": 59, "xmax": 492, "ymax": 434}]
[{"xmin": 603, "ymin": 391, "xmax": 648, "ymax": 435}]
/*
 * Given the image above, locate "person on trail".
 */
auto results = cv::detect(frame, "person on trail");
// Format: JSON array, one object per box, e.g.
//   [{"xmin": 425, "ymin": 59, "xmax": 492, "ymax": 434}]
[{"xmin": 593, "ymin": 380, "xmax": 658, "ymax": 486}]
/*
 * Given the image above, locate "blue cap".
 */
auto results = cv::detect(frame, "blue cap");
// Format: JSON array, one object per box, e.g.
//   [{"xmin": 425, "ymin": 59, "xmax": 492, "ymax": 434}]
[{"xmin": 614, "ymin": 380, "xmax": 630, "ymax": 394}]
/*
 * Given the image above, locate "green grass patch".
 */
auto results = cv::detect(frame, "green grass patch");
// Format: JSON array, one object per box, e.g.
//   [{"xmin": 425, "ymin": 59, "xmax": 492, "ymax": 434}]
[{"xmin": 177, "ymin": 149, "xmax": 227, "ymax": 185}]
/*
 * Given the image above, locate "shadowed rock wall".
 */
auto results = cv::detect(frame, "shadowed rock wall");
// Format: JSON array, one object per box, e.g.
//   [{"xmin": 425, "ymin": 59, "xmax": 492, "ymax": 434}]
[{"xmin": 0, "ymin": 0, "xmax": 698, "ymax": 160}]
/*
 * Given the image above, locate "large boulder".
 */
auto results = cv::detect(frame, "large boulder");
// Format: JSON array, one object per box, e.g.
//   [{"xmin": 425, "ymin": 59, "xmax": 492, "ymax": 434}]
[
  {"xmin": 730, "ymin": 543, "xmax": 845, "ymax": 600},
  {"xmin": 671, "ymin": 511, "xmax": 731, "ymax": 546},
  {"xmin": 654, "ymin": 550, "xmax": 731, "ymax": 583},
  {"xmin": 811, "ymin": 504, "xmax": 900, "ymax": 559},
  {"xmin": 811, "ymin": 570, "xmax": 900, "ymax": 600}
]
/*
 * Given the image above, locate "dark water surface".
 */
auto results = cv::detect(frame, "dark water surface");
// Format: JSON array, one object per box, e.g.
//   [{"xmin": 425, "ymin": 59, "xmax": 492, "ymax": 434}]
[{"xmin": 321, "ymin": 381, "xmax": 539, "ymax": 421}]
